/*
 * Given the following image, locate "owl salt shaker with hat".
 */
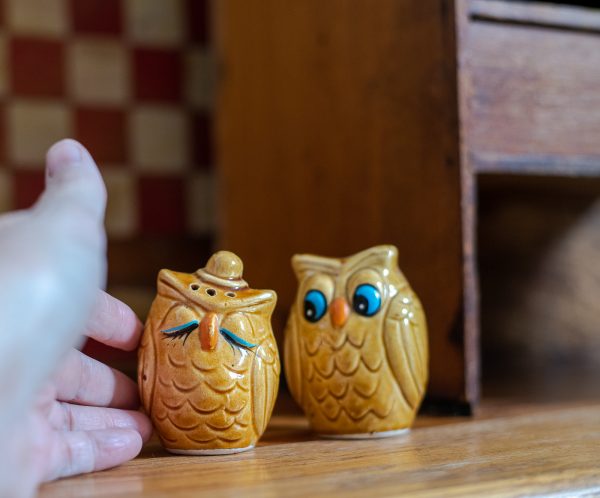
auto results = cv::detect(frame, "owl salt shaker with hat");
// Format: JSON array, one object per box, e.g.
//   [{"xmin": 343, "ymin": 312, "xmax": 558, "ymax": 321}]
[
  {"xmin": 284, "ymin": 245, "xmax": 429, "ymax": 438},
  {"xmin": 138, "ymin": 250, "xmax": 280, "ymax": 455}
]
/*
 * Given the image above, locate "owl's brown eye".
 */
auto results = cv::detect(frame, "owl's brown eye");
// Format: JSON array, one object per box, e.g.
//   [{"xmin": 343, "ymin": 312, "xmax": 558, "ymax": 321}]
[
  {"xmin": 226, "ymin": 292, "xmax": 236, "ymax": 298},
  {"xmin": 190, "ymin": 284, "xmax": 200, "ymax": 291},
  {"xmin": 206, "ymin": 288, "xmax": 217, "ymax": 296}
]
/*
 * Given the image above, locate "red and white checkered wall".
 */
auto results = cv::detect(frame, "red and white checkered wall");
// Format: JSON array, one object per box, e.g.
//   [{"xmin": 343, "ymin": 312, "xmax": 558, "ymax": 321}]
[{"xmin": 0, "ymin": 0, "xmax": 215, "ymax": 238}]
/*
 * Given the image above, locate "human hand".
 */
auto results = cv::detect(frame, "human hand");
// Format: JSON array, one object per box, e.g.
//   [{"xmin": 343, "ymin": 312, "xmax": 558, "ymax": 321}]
[{"xmin": 0, "ymin": 140, "xmax": 151, "ymax": 498}]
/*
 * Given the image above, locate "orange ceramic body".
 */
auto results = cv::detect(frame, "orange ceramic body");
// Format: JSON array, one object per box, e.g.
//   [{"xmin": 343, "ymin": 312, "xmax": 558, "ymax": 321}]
[
  {"xmin": 284, "ymin": 245, "xmax": 428, "ymax": 438},
  {"xmin": 138, "ymin": 251, "xmax": 280, "ymax": 455}
]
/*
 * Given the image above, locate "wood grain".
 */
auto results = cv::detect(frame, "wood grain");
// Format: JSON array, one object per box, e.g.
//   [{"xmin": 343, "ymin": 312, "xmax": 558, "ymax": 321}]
[
  {"xmin": 215, "ymin": 0, "xmax": 465, "ymax": 403},
  {"xmin": 455, "ymin": 0, "xmax": 480, "ymax": 412},
  {"xmin": 455, "ymin": 0, "xmax": 600, "ymax": 412},
  {"xmin": 39, "ymin": 400, "xmax": 600, "ymax": 497},
  {"xmin": 107, "ymin": 237, "xmax": 213, "ymax": 287},
  {"xmin": 463, "ymin": 9, "xmax": 600, "ymax": 167},
  {"xmin": 474, "ymin": 153, "xmax": 600, "ymax": 176},
  {"xmin": 470, "ymin": 0, "xmax": 600, "ymax": 33}
]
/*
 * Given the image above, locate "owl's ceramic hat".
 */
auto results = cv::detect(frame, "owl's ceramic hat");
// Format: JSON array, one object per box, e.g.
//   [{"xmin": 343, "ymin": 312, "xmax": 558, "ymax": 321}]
[{"xmin": 195, "ymin": 250, "xmax": 249, "ymax": 290}]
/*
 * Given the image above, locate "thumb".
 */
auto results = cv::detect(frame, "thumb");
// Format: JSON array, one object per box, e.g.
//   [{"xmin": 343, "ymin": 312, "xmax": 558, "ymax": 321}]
[
  {"xmin": 0, "ymin": 140, "xmax": 108, "ymax": 432},
  {"xmin": 37, "ymin": 139, "xmax": 107, "ymax": 223},
  {"xmin": 33, "ymin": 139, "xmax": 108, "ymax": 290}
]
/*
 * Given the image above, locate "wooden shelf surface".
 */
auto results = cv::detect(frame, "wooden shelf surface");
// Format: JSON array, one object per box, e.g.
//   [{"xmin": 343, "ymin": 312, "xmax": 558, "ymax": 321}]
[
  {"xmin": 39, "ymin": 399, "xmax": 600, "ymax": 498},
  {"xmin": 469, "ymin": 0, "xmax": 600, "ymax": 33}
]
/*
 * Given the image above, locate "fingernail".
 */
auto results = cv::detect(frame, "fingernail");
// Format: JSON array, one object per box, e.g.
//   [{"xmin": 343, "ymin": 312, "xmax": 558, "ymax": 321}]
[
  {"xmin": 98, "ymin": 430, "xmax": 140, "ymax": 452},
  {"xmin": 46, "ymin": 139, "xmax": 84, "ymax": 179}
]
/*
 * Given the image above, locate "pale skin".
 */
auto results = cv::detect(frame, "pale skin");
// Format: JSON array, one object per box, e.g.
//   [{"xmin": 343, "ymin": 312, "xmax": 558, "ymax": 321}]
[{"xmin": 0, "ymin": 140, "xmax": 152, "ymax": 498}]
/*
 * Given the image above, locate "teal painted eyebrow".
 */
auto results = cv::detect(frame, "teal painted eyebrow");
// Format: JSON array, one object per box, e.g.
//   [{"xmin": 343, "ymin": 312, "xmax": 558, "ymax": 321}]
[
  {"xmin": 219, "ymin": 327, "xmax": 257, "ymax": 349},
  {"xmin": 162, "ymin": 320, "xmax": 199, "ymax": 334},
  {"xmin": 160, "ymin": 321, "xmax": 257, "ymax": 350}
]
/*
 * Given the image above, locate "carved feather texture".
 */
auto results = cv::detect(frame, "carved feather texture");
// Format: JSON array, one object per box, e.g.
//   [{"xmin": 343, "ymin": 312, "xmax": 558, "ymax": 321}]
[
  {"xmin": 284, "ymin": 245, "xmax": 428, "ymax": 435},
  {"xmin": 139, "ymin": 276, "xmax": 279, "ymax": 452},
  {"xmin": 383, "ymin": 291, "xmax": 429, "ymax": 412}
]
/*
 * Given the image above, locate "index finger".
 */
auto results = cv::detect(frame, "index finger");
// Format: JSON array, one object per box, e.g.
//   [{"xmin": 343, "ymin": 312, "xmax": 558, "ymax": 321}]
[{"xmin": 85, "ymin": 290, "xmax": 143, "ymax": 351}]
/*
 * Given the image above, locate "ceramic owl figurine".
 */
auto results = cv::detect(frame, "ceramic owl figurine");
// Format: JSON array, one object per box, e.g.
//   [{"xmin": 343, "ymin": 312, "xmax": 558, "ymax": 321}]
[
  {"xmin": 138, "ymin": 251, "xmax": 280, "ymax": 455},
  {"xmin": 284, "ymin": 245, "xmax": 428, "ymax": 438}
]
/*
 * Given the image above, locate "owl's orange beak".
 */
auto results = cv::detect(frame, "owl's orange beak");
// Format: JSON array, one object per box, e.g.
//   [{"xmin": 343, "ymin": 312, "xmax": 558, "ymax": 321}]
[
  {"xmin": 330, "ymin": 297, "xmax": 350, "ymax": 329},
  {"xmin": 200, "ymin": 312, "xmax": 219, "ymax": 351}
]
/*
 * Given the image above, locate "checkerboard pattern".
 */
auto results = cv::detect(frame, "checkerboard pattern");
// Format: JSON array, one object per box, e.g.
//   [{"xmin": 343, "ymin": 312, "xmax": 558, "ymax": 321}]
[{"xmin": 0, "ymin": 0, "xmax": 215, "ymax": 238}]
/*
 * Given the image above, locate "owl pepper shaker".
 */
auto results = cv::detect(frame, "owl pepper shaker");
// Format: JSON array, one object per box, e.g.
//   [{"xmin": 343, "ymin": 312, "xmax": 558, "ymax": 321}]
[
  {"xmin": 138, "ymin": 251, "xmax": 280, "ymax": 455},
  {"xmin": 284, "ymin": 245, "xmax": 428, "ymax": 438}
]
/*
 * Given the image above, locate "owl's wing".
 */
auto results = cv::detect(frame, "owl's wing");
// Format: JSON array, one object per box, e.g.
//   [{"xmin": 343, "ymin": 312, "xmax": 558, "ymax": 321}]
[
  {"xmin": 383, "ymin": 290, "xmax": 429, "ymax": 411},
  {"xmin": 251, "ymin": 328, "xmax": 280, "ymax": 436},
  {"xmin": 137, "ymin": 315, "xmax": 157, "ymax": 415},
  {"xmin": 283, "ymin": 305, "xmax": 303, "ymax": 407}
]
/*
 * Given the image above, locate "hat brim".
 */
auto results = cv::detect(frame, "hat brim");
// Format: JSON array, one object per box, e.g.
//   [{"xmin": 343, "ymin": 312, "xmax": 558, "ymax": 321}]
[{"xmin": 195, "ymin": 269, "xmax": 248, "ymax": 290}]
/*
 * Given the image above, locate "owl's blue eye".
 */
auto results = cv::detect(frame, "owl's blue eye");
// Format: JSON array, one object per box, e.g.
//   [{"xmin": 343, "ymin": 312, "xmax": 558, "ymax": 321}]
[
  {"xmin": 304, "ymin": 290, "xmax": 327, "ymax": 322},
  {"xmin": 352, "ymin": 284, "xmax": 381, "ymax": 317}
]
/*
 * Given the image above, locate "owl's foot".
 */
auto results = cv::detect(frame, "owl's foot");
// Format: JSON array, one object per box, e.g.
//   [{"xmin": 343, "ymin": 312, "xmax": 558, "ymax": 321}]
[
  {"xmin": 318, "ymin": 428, "xmax": 410, "ymax": 440},
  {"xmin": 165, "ymin": 445, "xmax": 255, "ymax": 456}
]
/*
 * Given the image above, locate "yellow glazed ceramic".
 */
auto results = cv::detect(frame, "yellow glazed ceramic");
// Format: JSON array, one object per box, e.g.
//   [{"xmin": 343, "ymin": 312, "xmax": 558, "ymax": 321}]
[
  {"xmin": 138, "ymin": 251, "xmax": 280, "ymax": 455},
  {"xmin": 284, "ymin": 245, "xmax": 428, "ymax": 438}
]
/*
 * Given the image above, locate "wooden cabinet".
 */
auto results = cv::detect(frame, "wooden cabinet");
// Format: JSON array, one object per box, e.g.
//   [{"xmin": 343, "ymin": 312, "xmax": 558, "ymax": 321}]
[
  {"xmin": 457, "ymin": 0, "xmax": 600, "ymax": 407},
  {"xmin": 459, "ymin": 0, "xmax": 600, "ymax": 173},
  {"xmin": 216, "ymin": 0, "xmax": 600, "ymax": 411}
]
